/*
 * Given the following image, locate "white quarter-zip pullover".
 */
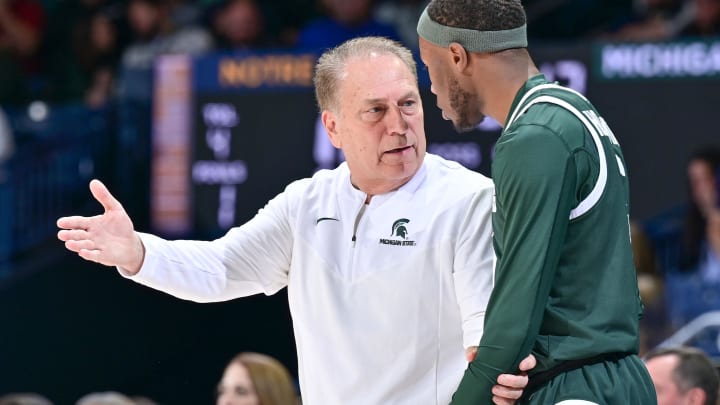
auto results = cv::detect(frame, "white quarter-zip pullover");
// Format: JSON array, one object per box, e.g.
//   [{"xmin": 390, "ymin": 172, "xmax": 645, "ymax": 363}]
[{"xmin": 124, "ymin": 153, "xmax": 494, "ymax": 404}]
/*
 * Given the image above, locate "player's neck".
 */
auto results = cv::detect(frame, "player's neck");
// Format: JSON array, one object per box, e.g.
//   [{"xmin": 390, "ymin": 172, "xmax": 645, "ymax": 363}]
[{"xmin": 481, "ymin": 56, "xmax": 540, "ymax": 128}]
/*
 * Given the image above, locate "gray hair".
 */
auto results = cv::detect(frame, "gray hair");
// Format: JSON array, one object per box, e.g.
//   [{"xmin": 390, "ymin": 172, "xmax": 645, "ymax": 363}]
[
  {"xmin": 645, "ymin": 346, "xmax": 719, "ymax": 405},
  {"xmin": 0, "ymin": 393, "xmax": 54, "ymax": 405},
  {"xmin": 75, "ymin": 392, "xmax": 134, "ymax": 405},
  {"xmin": 313, "ymin": 36, "xmax": 418, "ymax": 113}
]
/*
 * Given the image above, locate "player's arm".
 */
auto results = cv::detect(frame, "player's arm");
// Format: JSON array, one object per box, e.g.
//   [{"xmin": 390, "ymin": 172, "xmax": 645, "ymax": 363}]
[
  {"xmin": 452, "ymin": 125, "xmax": 577, "ymax": 404},
  {"xmin": 451, "ymin": 173, "xmax": 538, "ymax": 404}
]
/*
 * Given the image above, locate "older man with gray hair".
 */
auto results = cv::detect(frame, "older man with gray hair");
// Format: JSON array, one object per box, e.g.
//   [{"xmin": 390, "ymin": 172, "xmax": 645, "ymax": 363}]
[{"xmin": 645, "ymin": 346, "xmax": 719, "ymax": 405}]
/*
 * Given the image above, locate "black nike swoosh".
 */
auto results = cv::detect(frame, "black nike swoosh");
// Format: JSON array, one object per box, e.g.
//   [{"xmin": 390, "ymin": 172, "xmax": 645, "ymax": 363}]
[{"xmin": 316, "ymin": 217, "xmax": 339, "ymax": 224}]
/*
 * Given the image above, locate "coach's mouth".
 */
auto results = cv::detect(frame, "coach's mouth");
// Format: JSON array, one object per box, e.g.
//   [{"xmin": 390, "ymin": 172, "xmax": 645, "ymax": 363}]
[{"xmin": 385, "ymin": 145, "xmax": 414, "ymax": 154}]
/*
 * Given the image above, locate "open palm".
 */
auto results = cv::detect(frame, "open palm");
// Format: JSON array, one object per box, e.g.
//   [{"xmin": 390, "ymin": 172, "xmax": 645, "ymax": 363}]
[{"xmin": 57, "ymin": 179, "xmax": 144, "ymax": 273}]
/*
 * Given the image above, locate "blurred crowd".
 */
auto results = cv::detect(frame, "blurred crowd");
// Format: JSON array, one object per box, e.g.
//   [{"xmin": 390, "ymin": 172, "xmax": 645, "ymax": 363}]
[
  {"xmin": 664, "ymin": 147, "xmax": 720, "ymax": 334},
  {"xmin": 0, "ymin": 351, "xmax": 300, "ymax": 405},
  {"xmin": 0, "ymin": 0, "xmax": 718, "ymax": 108},
  {"xmin": 631, "ymin": 145, "xmax": 720, "ymax": 357}
]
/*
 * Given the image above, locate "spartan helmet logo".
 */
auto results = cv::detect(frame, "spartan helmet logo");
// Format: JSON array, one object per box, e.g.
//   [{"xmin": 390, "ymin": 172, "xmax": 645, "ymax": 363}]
[{"xmin": 391, "ymin": 218, "xmax": 410, "ymax": 239}]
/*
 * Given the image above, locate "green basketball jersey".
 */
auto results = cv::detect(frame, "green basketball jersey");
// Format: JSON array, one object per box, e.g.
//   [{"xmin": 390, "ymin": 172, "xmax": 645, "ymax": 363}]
[{"xmin": 452, "ymin": 75, "xmax": 651, "ymax": 404}]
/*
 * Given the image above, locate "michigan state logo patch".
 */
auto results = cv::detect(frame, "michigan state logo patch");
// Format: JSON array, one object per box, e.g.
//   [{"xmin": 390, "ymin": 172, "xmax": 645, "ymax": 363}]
[
  {"xmin": 379, "ymin": 218, "xmax": 416, "ymax": 246},
  {"xmin": 392, "ymin": 218, "xmax": 410, "ymax": 239}
]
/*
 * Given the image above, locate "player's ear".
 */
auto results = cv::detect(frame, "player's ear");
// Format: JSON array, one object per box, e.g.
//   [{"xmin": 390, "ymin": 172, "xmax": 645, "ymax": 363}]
[
  {"xmin": 448, "ymin": 42, "xmax": 469, "ymax": 73},
  {"xmin": 322, "ymin": 110, "xmax": 342, "ymax": 148}
]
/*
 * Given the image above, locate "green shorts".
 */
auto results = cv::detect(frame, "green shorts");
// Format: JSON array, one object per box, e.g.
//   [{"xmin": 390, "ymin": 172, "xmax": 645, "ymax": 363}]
[{"xmin": 522, "ymin": 355, "xmax": 657, "ymax": 405}]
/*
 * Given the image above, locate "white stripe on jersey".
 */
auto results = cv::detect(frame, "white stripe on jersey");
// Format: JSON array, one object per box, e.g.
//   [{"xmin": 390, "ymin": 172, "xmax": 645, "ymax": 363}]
[
  {"xmin": 512, "ymin": 95, "xmax": 607, "ymax": 219},
  {"xmin": 506, "ymin": 83, "xmax": 591, "ymax": 127},
  {"xmin": 505, "ymin": 85, "xmax": 608, "ymax": 220}
]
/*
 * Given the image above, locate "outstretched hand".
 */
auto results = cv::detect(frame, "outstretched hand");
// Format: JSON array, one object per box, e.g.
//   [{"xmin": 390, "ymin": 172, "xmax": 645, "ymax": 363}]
[
  {"xmin": 57, "ymin": 179, "xmax": 144, "ymax": 274},
  {"xmin": 465, "ymin": 347, "xmax": 536, "ymax": 405}
]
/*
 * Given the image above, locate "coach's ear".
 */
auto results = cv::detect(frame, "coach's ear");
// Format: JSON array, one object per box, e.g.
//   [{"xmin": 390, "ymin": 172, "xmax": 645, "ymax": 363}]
[
  {"xmin": 322, "ymin": 110, "xmax": 342, "ymax": 148},
  {"xmin": 448, "ymin": 42, "xmax": 469, "ymax": 73},
  {"xmin": 685, "ymin": 386, "xmax": 707, "ymax": 405}
]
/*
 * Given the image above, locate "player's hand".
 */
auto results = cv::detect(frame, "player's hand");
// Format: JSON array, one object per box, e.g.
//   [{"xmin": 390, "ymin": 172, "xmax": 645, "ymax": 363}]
[
  {"xmin": 57, "ymin": 179, "xmax": 144, "ymax": 274},
  {"xmin": 466, "ymin": 347, "xmax": 536, "ymax": 405}
]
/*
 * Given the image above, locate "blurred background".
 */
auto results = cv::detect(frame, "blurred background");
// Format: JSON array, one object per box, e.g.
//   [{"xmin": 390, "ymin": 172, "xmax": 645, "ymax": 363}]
[{"xmin": 1, "ymin": 0, "xmax": 720, "ymax": 403}]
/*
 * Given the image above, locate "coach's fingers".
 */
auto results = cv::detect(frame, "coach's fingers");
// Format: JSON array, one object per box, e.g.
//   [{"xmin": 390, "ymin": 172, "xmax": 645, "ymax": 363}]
[
  {"xmin": 465, "ymin": 346, "xmax": 478, "ymax": 362},
  {"xmin": 78, "ymin": 248, "xmax": 105, "ymax": 264},
  {"xmin": 496, "ymin": 373, "xmax": 528, "ymax": 388},
  {"xmin": 89, "ymin": 179, "xmax": 123, "ymax": 213},
  {"xmin": 64, "ymin": 239, "xmax": 96, "ymax": 254},
  {"xmin": 57, "ymin": 215, "xmax": 93, "ymax": 231},
  {"xmin": 57, "ymin": 229, "xmax": 90, "ymax": 242},
  {"xmin": 492, "ymin": 377, "xmax": 524, "ymax": 405},
  {"xmin": 492, "ymin": 394, "xmax": 515, "ymax": 405},
  {"xmin": 496, "ymin": 374, "xmax": 528, "ymax": 389}
]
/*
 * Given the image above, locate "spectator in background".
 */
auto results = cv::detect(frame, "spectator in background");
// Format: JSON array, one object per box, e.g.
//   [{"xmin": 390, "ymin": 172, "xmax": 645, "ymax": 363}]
[
  {"xmin": 217, "ymin": 352, "xmax": 298, "ymax": 405},
  {"xmin": 205, "ymin": 0, "xmax": 273, "ymax": 50},
  {"xmin": 117, "ymin": 0, "xmax": 213, "ymax": 107},
  {"xmin": 166, "ymin": 0, "xmax": 202, "ymax": 27},
  {"xmin": 679, "ymin": 0, "xmax": 720, "ymax": 37},
  {"xmin": 644, "ymin": 346, "xmax": 719, "ymax": 405},
  {"xmin": 680, "ymin": 146, "xmax": 720, "ymax": 281},
  {"xmin": 373, "ymin": 0, "xmax": 426, "ymax": 48},
  {"xmin": 665, "ymin": 147, "xmax": 720, "ymax": 335},
  {"xmin": 520, "ymin": 0, "xmax": 631, "ymax": 40},
  {"xmin": 0, "ymin": 106, "xmax": 14, "ymax": 163},
  {"xmin": 75, "ymin": 392, "xmax": 134, "ymax": 405},
  {"xmin": 0, "ymin": 393, "xmax": 53, "ymax": 405},
  {"xmin": 373, "ymin": 0, "xmax": 428, "ymax": 49},
  {"xmin": 607, "ymin": 0, "xmax": 695, "ymax": 41},
  {"xmin": 0, "ymin": 0, "xmax": 46, "ymax": 106},
  {"xmin": 80, "ymin": 9, "xmax": 123, "ymax": 107},
  {"xmin": 121, "ymin": 0, "xmax": 213, "ymax": 70},
  {"xmin": 262, "ymin": 0, "xmax": 318, "ymax": 47},
  {"xmin": 296, "ymin": 0, "xmax": 400, "ymax": 49},
  {"xmin": 44, "ymin": 0, "xmax": 125, "ymax": 105}
]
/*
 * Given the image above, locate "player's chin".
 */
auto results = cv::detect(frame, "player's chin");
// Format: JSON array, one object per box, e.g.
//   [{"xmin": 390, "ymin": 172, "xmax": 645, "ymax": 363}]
[
  {"xmin": 454, "ymin": 120, "xmax": 479, "ymax": 133},
  {"xmin": 454, "ymin": 114, "xmax": 485, "ymax": 133}
]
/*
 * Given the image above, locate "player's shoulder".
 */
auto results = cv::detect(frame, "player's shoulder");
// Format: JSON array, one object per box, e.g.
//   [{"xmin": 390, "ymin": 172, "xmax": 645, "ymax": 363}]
[
  {"xmin": 519, "ymin": 84, "xmax": 595, "ymax": 131},
  {"xmin": 507, "ymin": 87, "xmax": 591, "ymax": 152},
  {"xmin": 531, "ymin": 83, "xmax": 592, "ymax": 107}
]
